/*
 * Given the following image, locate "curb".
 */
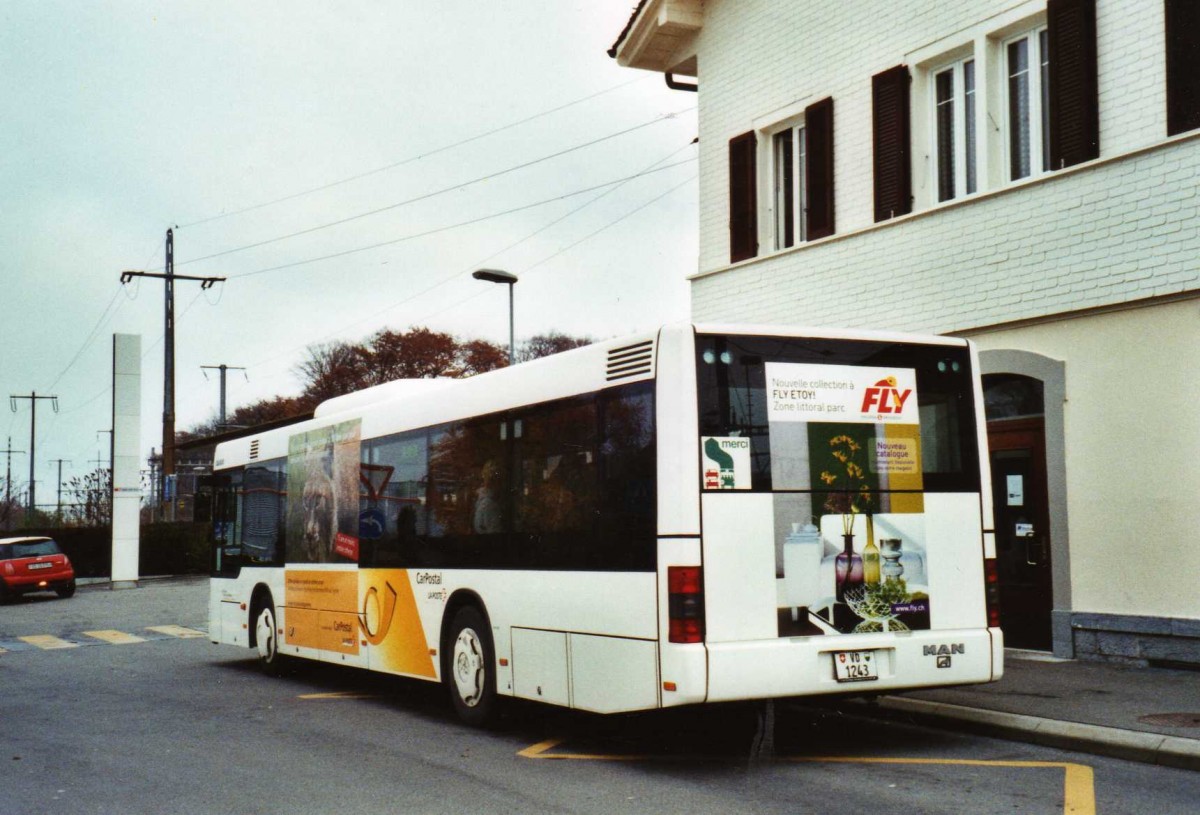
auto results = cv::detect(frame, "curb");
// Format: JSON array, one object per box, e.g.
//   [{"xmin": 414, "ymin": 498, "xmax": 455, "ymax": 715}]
[
  {"xmin": 77, "ymin": 575, "xmax": 206, "ymax": 588},
  {"xmin": 873, "ymin": 696, "xmax": 1200, "ymax": 772}
]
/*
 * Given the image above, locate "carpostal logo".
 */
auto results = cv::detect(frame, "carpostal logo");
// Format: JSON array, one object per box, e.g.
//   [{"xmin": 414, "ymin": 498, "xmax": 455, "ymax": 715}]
[{"xmin": 860, "ymin": 376, "xmax": 913, "ymax": 417}]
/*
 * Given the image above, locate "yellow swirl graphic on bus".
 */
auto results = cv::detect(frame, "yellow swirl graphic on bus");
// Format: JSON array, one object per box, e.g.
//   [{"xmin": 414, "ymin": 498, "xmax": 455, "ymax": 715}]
[{"xmin": 358, "ymin": 570, "xmax": 437, "ymax": 678}]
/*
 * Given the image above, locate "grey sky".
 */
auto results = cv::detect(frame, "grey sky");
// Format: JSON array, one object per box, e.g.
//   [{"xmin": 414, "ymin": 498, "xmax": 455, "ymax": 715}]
[{"xmin": 0, "ymin": 2, "xmax": 697, "ymax": 504}]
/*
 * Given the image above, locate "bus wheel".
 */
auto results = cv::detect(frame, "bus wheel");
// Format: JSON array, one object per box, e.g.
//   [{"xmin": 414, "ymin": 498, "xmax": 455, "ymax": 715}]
[
  {"xmin": 255, "ymin": 600, "xmax": 285, "ymax": 676},
  {"xmin": 445, "ymin": 606, "xmax": 497, "ymax": 727}
]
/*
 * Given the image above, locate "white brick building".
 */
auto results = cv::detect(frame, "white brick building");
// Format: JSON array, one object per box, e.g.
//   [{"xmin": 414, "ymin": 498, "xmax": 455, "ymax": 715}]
[{"xmin": 613, "ymin": 0, "xmax": 1200, "ymax": 664}]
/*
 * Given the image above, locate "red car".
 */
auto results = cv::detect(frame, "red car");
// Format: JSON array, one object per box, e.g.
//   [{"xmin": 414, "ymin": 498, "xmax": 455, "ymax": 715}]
[{"xmin": 0, "ymin": 536, "xmax": 76, "ymax": 602}]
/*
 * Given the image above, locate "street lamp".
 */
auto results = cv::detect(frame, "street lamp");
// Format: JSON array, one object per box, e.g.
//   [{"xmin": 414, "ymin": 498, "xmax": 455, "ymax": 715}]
[{"xmin": 472, "ymin": 268, "xmax": 518, "ymax": 365}]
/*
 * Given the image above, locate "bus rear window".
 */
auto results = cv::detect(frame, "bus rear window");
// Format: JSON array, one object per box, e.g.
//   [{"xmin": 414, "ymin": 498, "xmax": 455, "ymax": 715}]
[{"xmin": 696, "ymin": 334, "xmax": 980, "ymax": 493}]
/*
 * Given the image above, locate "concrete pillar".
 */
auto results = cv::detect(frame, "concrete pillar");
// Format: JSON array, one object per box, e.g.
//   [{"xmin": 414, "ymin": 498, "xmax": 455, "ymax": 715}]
[{"xmin": 111, "ymin": 334, "xmax": 142, "ymax": 589}]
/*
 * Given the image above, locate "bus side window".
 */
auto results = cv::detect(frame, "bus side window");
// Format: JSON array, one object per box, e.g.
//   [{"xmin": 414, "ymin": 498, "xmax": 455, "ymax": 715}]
[
  {"xmin": 362, "ymin": 430, "xmax": 430, "ymax": 567},
  {"xmin": 512, "ymin": 398, "xmax": 598, "ymax": 567},
  {"xmin": 428, "ymin": 419, "xmax": 509, "ymax": 555},
  {"xmin": 212, "ymin": 470, "xmax": 243, "ymax": 576},
  {"xmin": 242, "ymin": 460, "xmax": 286, "ymax": 566},
  {"xmin": 597, "ymin": 384, "xmax": 656, "ymax": 570}
]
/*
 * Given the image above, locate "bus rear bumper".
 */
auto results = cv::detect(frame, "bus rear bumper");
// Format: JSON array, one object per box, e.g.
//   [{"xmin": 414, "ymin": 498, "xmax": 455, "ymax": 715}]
[{"xmin": 705, "ymin": 629, "xmax": 998, "ymax": 703}]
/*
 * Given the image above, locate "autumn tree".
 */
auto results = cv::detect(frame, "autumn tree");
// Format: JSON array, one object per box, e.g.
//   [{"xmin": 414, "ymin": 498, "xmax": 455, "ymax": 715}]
[
  {"xmin": 180, "ymin": 326, "xmax": 591, "ymax": 441},
  {"xmin": 178, "ymin": 395, "xmax": 318, "ymax": 443},
  {"xmin": 365, "ymin": 327, "xmax": 462, "ymax": 381},
  {"xmin": 518, "ymin": 331, "xmax": 593, "ymax": 363},
  {"xmin": 459, "ymin": 338, "xmax": 509, "ymax": 376}
]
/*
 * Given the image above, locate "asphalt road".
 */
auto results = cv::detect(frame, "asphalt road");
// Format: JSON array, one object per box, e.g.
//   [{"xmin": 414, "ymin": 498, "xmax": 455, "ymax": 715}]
[{"xmin": 1, "ymin": 578, "xmax": 1197, "ymax": 814}]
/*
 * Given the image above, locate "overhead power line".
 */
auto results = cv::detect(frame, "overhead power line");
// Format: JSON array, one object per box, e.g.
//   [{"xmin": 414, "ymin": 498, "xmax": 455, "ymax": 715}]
[
  {"xmin": 230, "ymin": 156, "xmax": 697, "ymax": 280},
  {"xmin": 176, "ymin": 75, "xmax": 652, "ymax": 230},
  {"xmin": 239, "ymin": 140, "xmax": 698, "ymax": 375},
  {"xmin": 41, "ymin": 288, "xmax": 124, "ymax": 393},
  {"xmin": 419, "ymin": 173, "xmax": 699, "ymax": 327},
  {"xmin": 40, "ymin": 233, "xmax": 164, "ymax": 395},
  {"xmin": 172, "ymin": 108, "xmax": 694, "ymax": 272}
]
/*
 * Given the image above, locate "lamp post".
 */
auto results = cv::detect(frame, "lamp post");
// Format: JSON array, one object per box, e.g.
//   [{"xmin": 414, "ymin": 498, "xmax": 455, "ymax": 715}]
[{"xmin": 472, "ymin": 269, "xmax": 518, "ymax": 365}]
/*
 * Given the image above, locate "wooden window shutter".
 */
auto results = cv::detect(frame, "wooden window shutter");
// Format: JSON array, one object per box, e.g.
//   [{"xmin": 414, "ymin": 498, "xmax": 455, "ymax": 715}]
[
  {"xmin": 1166, "ymin": 0, "xmax": 1200, "ymax": 136},
  {"xmin": 1047, "ymin": 0, "xmax": 1099, "ymax": 169},
  {"xmin": 804, "ymin": 97, "xmax": 835, "ymax": 240},
  {"xmin": 728, "ymin": 131, "xmax": 758, "ymax": 263},
  {"xmin": 872, "ymin": 65, "xmax": 912, "ymax": 222}
]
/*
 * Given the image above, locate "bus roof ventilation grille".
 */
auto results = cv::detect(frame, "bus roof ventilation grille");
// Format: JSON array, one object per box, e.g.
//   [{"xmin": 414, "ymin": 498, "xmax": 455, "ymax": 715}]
[
  {"xmin": 248, "ymin": 439, "xmax": 260, "ymax": 461},
  {"xmin": 606, "ymin": 339, "xmax": 655, "ymax": 381}
]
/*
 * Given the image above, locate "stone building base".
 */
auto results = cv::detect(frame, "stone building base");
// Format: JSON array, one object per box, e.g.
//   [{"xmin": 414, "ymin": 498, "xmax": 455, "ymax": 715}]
[{"xmin": 1062, "ymin": 611, "xmax": 1200, "ymax": 669}]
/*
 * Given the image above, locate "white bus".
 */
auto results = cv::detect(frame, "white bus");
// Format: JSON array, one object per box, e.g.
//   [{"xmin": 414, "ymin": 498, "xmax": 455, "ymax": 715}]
[{"xmin": 209, "ymin": 323, "xmax": 1002, "ymax": 725}]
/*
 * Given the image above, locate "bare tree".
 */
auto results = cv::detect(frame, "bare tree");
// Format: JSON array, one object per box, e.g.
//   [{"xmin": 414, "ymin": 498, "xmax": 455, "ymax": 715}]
[
  {"xmin": 65, "ymin": 467, "xmax": 111, "ymax": 527},
  {"xmin": 518, "ymin": 331, "xmax": 593, "ymax": 362}
]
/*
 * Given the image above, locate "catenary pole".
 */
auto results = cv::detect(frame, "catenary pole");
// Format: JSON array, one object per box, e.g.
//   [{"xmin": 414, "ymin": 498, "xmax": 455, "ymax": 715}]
[
  {"xmin": 120, "ymin": 229, "xmax": 225, "ymax": 518},
  {"xmin": 200, "ymin": 364, "xmax": 246, "ymax": 430},
  {"xmin": 9, "ymin": 391, "xmax": 58, "ymax": 516}
]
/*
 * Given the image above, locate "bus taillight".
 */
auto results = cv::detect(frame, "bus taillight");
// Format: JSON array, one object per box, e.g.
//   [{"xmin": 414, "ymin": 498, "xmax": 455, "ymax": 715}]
[
  {"xmin": 668, "ymin": 566, "xmax": 705, "ymax": 644},
  {"xmin": 984, "ymin": 557, "xmax": 1001, "ymax": 629}
]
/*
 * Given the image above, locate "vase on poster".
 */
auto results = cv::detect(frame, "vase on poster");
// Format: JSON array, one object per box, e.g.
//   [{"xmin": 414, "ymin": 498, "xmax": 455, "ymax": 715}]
[
  {"xmin": 880, "ymin": 538, "xmax": 904, "ymax": 582},
  {"xmin": 900, "ymin": 544, "xmax": 926, "ymax": 585},
  {"xmin": 862, "ymin": 516, "xmax": 880, "ymax": 585},
  {"xmin": 835, "ymin": 533, "xmax": 864, "ymax": 602},
  {"xmin": 783, "ymin": 521, "xmax": 823, "ymax": 608}
]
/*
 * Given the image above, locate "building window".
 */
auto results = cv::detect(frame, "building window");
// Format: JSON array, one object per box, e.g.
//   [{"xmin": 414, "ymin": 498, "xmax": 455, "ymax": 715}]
[
  {"xmin": 933, "ymin": 59, "xmax": 977, "ymax": 201},
  {"xmin": 728, "ymin": 97, "xmax": 833, "ymax": 263},
  {"xmin": 1166, "ymin": 0, "xmax": 1200, "ymax": 136},
  {"xmin": 905, "ymin": 1, "xmax": 1094, "ymax": 210},
  {"xmin": 1006, "ymin": 28, "xmax": 1050, "ymax": 180},
  {"xmin": 772, "ymin": 124, "xmax": 806, "ymax": 248}
]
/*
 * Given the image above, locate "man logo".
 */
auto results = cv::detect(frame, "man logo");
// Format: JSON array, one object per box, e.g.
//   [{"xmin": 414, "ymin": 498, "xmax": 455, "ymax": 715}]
[{"xmin": 924, "ymin": 643, "xmax": 965, "ymax": 656}]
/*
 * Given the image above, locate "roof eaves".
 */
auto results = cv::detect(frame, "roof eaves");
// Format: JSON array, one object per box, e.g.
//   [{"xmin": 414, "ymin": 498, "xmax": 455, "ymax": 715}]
[{"xmin": 607, "ymin": 0, "xmax": 650, "ymax": 58}]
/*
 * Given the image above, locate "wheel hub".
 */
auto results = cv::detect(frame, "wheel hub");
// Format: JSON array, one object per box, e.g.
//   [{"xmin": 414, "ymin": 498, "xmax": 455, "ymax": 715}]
[
  {"xmin": 452, "ymin": 628, "xmax": 484, "ymax": 707},
  {"xmin": 257, "ymin": 609, "xmax": 276, "ymax": 661}
]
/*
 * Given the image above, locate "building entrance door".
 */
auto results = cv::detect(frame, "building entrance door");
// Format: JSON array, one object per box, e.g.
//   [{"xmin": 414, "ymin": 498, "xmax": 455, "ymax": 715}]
[{"xmin": 987, "ymin": 417, "xmax": 1052, "ymax": 650}]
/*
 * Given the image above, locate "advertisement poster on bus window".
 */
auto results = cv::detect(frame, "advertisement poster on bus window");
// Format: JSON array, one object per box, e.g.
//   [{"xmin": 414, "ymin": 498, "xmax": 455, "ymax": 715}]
[
  {"xmin": 286, "ymin": 419, "xmax": 362, "ymax": 563},
  {"xmin": 764, "ymin": 363, "xmax": 931, "ymax": 638}
]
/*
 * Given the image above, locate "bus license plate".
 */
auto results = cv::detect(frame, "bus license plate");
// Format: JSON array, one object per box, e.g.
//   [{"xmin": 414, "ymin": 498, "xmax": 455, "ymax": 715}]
[{"xmin": 833, "ymin": 650, "xmax": 878, "ymax": 682}]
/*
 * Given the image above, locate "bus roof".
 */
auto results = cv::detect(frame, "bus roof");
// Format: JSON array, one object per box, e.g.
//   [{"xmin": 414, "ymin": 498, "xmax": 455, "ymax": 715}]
[{"xmin": 212, "ymin": 322, "xmax": 969, "ymax": 471}]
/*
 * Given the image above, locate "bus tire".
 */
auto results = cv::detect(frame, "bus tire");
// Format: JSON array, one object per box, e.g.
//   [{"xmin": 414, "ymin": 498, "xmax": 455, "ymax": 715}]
[
  {"xmin": 254, "ymin": 597, "xmax": 286, "ymax": 676},
  {"xmin": 444, "ymin": 605, "xmax": 497, "ymax": 727}
]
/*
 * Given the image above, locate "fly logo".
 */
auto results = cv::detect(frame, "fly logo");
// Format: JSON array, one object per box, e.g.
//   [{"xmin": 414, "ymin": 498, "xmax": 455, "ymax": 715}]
[{"xmin": 860, "ymin": 376, "xmax": 913, "ymax": 416}]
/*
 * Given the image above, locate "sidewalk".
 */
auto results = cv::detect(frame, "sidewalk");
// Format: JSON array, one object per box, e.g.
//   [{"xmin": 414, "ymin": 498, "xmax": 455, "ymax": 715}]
[{"xmin": 860, "ymin": 650, "xmax": 1200, "ymax": 770}]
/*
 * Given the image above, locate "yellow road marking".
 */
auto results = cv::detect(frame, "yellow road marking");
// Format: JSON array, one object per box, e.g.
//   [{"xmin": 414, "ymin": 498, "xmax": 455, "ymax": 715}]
[
  {"xmin": 146, "ymin": 625, "xmax": 206, "ymax": 639},
  {"xmin": 298, "ymin": 691, "xmax": 380, "ymax": 700},
  {"xmin": 19, "ymin": 635, "xmax": 78, "ymax": 650},
  {"xmin": 84, "ymin": 630, "xmax": 146, "ymax": 645},
  {"xmin": 519, "ymin": 740, "xmax": 1096, "ymax": 815}
]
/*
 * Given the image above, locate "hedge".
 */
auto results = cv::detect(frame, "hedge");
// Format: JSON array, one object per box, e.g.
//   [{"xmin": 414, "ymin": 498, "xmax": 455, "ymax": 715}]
[{"xmin": 11, "ymin": 524, "xmax": 211, "ymax": 578}]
